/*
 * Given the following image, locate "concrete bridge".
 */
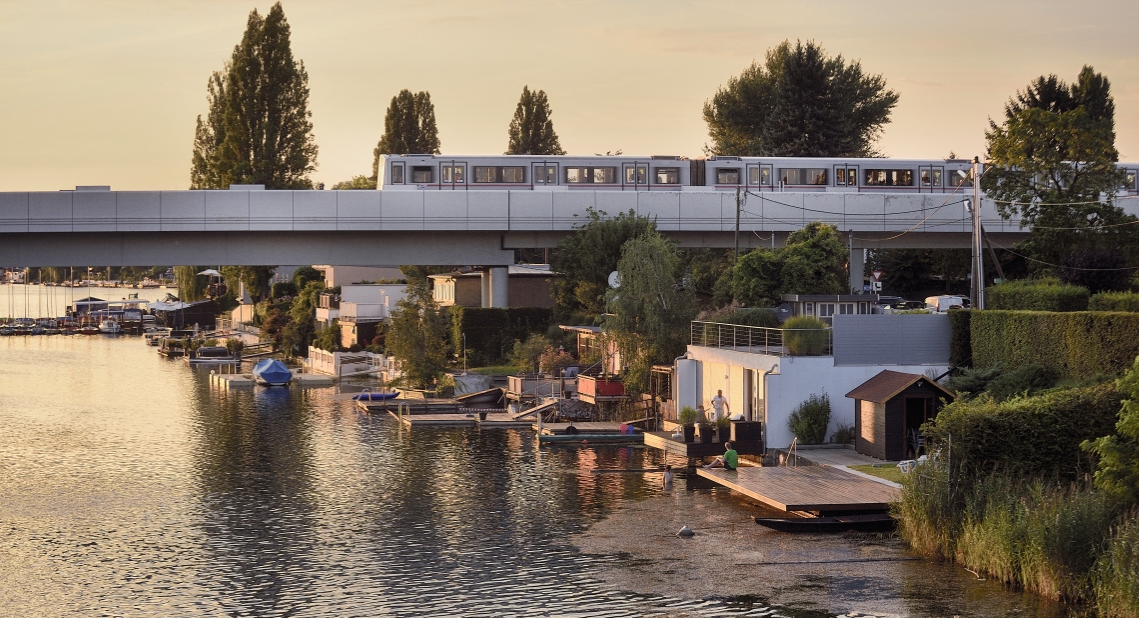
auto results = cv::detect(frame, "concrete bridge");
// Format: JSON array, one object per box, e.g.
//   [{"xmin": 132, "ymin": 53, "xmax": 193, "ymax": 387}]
[{"xmin": 0, "ymin": 187, "xmax": 1056, "ymax": 269}]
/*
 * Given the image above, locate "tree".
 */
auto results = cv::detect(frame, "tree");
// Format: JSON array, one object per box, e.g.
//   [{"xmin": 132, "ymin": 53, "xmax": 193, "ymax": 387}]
[
  {"xmin": 387, "ymin": 283, "xmax": 449, "ymax": 389},
  {"xmin": 279, "ymin": 279, "xmax": 325, "ymax": 356},
  {"xmin": 551, "ymin": 208, "xmax": 656, "ymax": 316},
  {"xmin": 505, "ymin": 86, "xmax": 565, "ymax": 155},
  {"xmin": 220, "ymin": 266, "xmax": 274, "ymax": 302},
  {"xmin": 174, "ymin": 266, "xmax": 207, "ymax": 302},
  {"xmin": 732, "ymin": 222, "xmax": 848, "ymax": 306},
  {"xmin": 984, "ymin": 66, "xmax": 1134, "ymax": 270},
  {"xmin": 703, "ymin": 40, "xmax": 898, "ymax": 157},
  {"xmin": 1085, "ymin": 356, "xmax": 1139, "ymax": 506},
  {"xmin": 331, "ymin": 175, "xmax": 376, "ymax": 190},
  {"xmin": 371, "ymin": 90, "xmax": 440, "ymax": 181},
  {"xmin": 190, "ymin": 3, "xmax": 318, "ymax": 189},
  {"xmin": 605, "ymin": 230, "xmax": 698, "ymax": 394}
]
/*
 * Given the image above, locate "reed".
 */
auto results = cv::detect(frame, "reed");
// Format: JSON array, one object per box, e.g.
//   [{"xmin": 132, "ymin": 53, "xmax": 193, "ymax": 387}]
[
  {"xmin": 1094, "ymin": 514, "xmax": 1139, "ymax": 618},
  {"xmin": 893, "ymin": 460, "xmax": 961, "ymax": 559}
]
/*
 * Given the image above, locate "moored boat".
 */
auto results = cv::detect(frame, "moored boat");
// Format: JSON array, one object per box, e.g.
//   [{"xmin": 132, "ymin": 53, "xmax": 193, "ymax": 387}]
[
  {"xmin": 252, "ymin": 359, "xmax": 293, "ymax": 386},
  {"xmin": 753, "ymin": 512, "xmax": 895, "ymax": 533},
  {"xmin": 99, "ymin": 319, "xmax": 122, "ymax": 334},
  {"xmin": 351, "ymin": 391, "xmax": 400, "ymax": 401}
]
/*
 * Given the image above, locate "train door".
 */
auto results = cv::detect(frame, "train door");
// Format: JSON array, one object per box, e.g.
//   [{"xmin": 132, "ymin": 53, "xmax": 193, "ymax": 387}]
[
  {"xmin": 747, "ymin": 164, "xmax": 773, "ymax": 191},
  {"xmin": 440, "ymin": 162, "xmax": 466, "ymax": 190},
  {"xmin": 622, "ymin": 162, "xmax": 648, "ymax": 190},
  {"xmin": 533, "ymin": 163, "xmax": 558, "ymax": 187},
  {"xmin": 834, "ymin": 164, "xmax": 859, "ymax": 189},
  {"xmin": 919, "ymin": 165, "xmax": 943, "ymax": 193}
]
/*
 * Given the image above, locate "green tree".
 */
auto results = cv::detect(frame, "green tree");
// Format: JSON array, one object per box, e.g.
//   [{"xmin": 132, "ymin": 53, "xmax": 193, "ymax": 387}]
[
  {"xmin": 1085, "ymin": 356, "xmax": 1139, "ymax": 506},
  {"xmin": 371, "ymin": 90, "xmax": 440, "ymax": 180},
  {"xmin": 984, "ymin": 66, "xmax": 1134, "ymax": 270},
  {"xmin": 331, "ymin": 175, "xmax": 377, "ymax": 190},
  {"xmin": 292, "ymin": 265, "xmax": 322, "ymax": 288},
  {"xmin": 279, "ymin": 280, "xmax": 325, "ymax": 356},
  {"xmin": 732, "ymin": 222, "xmax": 848, "ymax": 306},
  {"xmin": 190, "ymin": 3, "xmax": 318, "ymax": 189},
  {"xmin": 174, "ymin": 266, "xmax": 208, "ymax": 302},
  {"xmin": 552, "ymin": 208, "xmax": 656, "ymax": 315},
  {"xmin": 387, "ymin": 283, "xmax": 449, "ymax": 389},
  {"xmin": 703, "ymin": 40, "xmax": 898, "ymax": 157},
  {"xmin": 605, "ymin": 230, "xmax": 698, "ymax": 394},
  {"xmin": 505, "ymin": 86, "xmax": 565, "ymax": 155},
  {"xmin": 220, "ymin": 266, "xmax": 274, "ymax": 302}
]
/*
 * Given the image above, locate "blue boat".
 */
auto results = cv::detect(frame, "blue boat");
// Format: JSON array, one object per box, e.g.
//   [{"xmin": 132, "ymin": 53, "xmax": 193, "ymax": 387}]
[
  {"xmin": 351, "ymin": 391, "xmax": 400, "ymax": 401},
  {"xmin": 252, "ymin": 359, "xmax": 293, "ymax": 386}
]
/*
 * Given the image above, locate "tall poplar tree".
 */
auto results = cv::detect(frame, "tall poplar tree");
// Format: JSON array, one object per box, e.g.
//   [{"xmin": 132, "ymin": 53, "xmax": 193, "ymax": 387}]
[
  {"xmin": 190, "ymin": 3, "xmax": 318, "ymax": 189},
  {"xmin": 371, "ymin": 90, "xmax": 440, "ymax": 181},
  {"xmin": 505, "ymin": 86, "xmax": 565, "ymax": 155}
]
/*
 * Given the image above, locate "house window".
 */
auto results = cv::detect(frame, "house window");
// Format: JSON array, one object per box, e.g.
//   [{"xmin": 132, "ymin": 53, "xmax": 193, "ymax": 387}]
[
  {"xmin": 858, "ymin": 302, "xmax": 869, "ymax": 314},
  {"xmin": 411, "ymin": 166, "xmax": 433, "ymax": 183},
  {"xmin": 804, "ymin": 302, "xmax": 814, "ymax": 316},
  {"xmin": 839, "ymin": 303, "xmax": 855, "ymax": 315},
  {"xmin": 716, "ymin": 168, "xmax": 740, "ymax": 185},
  {"xmin": 818, "ymin": 303, "xmax": 835, "ymax": 317},
  {"xmin": 390, "ymin": 163, "xmax": 404, "ymax": 184},
  {"xmin": 655, "ymin": 167, "xmax": 680, "ymax": 184}
]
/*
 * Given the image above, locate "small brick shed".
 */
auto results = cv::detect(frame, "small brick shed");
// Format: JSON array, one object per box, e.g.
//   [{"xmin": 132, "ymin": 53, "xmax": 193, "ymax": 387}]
[{"xmin": 846, "ymin": 370, "xmax": 955, "ymax": 461}]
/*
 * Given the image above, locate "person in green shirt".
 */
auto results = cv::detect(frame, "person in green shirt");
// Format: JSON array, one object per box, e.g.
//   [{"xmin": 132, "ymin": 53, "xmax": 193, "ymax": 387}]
[{"xmin": 704, "ymin": 442, "xmax": 738, "ymax": 471}]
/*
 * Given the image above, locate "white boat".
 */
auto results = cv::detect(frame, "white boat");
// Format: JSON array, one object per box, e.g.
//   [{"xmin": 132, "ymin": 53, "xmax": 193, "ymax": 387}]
[{"xmin": 98, "ymin": 319, "xmax": 122, "ymax": 334}]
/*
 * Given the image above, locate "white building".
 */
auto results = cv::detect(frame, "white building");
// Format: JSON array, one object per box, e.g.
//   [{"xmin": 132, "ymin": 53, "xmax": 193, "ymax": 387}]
[
  {"xmin": 676, "ymin": 314, "xmax": 952, "ymax": 450},
  {"xmin": 316, "ymin": 283, "xmax": 408, "ymax": 349}
]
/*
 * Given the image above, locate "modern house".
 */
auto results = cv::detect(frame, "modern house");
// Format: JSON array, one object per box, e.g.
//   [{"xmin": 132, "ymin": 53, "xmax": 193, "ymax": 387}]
[
  {"xmin": 429, "ymin": 264, "xmax": 556, "ymax": 308},
  {"xmin": 676, "ymin": 313, "xmax": 952, "ymax": 451},
  {"xmin": 315, "ymin": 283, "xmax": 408, "ymax": 348},
  {"xmin": 779, "ymin": 294, "xmax": 879, "ymax": 325},
  {"xmin": 314, "ymin": 265, "xmax": 404, "ymax": 287}
]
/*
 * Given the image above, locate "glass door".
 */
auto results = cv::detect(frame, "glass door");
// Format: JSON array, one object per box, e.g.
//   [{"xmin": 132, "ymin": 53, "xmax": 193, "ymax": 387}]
[
  {"xmin": 441, "ymin": 163, "xmax": 465, "ymax": 190},
  {"xmin": 532, "ymin": 163, "xmax": 558, "ymax": 187},
  {"xmin": 622, "ymin": 163, "xmax": 648, "ymax": 190},
  {"xmin": 834, "ymin": 164, "xmax": 858, "ymax": 188},
  {"xmin": 919, "ymin": 166, "xmax": 943, "ymax": 192},
  {"xmin": 747, "ymin": 164, "xmax": 773, "ymax": 190}
]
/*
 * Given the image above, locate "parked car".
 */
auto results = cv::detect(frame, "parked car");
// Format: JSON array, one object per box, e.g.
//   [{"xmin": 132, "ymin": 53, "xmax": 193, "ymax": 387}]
[{"xmin": 925, "ymin": 295, "xmax": 970, "ymax": 312}]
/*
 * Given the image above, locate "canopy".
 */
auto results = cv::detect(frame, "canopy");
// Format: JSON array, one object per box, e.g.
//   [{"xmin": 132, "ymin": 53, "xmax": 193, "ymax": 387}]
[{"xmin": 197, "ymin": 269, "xmax": 222, "ymax": 277}]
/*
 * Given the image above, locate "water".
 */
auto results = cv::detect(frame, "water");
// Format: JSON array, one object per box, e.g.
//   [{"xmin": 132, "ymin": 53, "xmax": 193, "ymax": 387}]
[
  {"xmin": 0, "ymin": 283, "xmax": 171, "ymax": 320},
  {"xmin": 0, "ymin": 331, "xmax": 1078, "ymax": 616}
]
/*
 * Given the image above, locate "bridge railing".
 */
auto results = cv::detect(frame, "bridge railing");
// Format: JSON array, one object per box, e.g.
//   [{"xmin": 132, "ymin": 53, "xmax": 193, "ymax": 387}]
[{"xmin": 690, "ymin": 321, "xmax": 832, "ymax": 356}]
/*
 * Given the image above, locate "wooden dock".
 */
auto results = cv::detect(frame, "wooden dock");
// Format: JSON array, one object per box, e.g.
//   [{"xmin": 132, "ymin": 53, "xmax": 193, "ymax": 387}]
[
  {"xmin": 389, "ymin": 411, "xmax": 537, "ymax": 429},
  {"xmin": 536, "ymin": 422, "xmax": 643, "ymax": 443},
  {"xmin": 697, "ymin": 466, "xmax": 899, "ymax": 514},
  {"xmin": 209, "ymin": 373, "xmax": 334, "ymax": 389},
  {"xmin": 643, "ymin": 431, "xmax": 764, "ymax": 458}
]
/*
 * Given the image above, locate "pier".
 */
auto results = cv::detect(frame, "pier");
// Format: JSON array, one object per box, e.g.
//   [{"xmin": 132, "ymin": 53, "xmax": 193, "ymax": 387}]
[
  {"xmin": 209, "ymin": 372, "xmax": 334, "ymax": 388},
  {"xmin": 697, "ymin": 466, "xmax": 900, "ymax": 515}
]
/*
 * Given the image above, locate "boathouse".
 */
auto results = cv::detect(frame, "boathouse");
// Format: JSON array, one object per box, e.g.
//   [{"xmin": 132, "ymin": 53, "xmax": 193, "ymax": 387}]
[{"xmin": 846, "ymin": 370, "xmax": 955, "ymax": 461}]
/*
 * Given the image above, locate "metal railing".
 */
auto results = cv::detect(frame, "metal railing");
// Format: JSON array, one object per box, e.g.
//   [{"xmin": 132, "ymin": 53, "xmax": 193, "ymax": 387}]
[{"xmin": 690, "ymin": 321, "xmax": 832, "ymax": 356}]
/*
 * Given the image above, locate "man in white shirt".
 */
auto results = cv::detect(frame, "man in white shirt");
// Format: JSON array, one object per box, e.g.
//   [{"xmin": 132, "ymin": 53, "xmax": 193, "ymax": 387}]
[{"xmin": 710, "ymin": 389, "xmax": 729, "ymax": 422}]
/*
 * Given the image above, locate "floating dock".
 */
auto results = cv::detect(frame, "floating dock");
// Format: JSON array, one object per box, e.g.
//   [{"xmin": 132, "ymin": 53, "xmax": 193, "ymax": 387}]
[
  {"xmin": 209, "ymin": 372, "xmax": 334, "ymax": 389},
  {"xmin": 389, "ymin": 411, "xmax": 536, "ymax": 429},
  {"xmin": 536, "ymin": 422, "xmax": 643, "ymax": 443},
  {"xmin": 697, "ymin": 466, "xmax": 899, "ymax": 515}
]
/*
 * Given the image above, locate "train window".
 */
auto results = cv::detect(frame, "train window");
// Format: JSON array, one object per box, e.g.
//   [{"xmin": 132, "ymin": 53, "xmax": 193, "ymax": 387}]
[
  {"xmin": 947, "ymin": 169, "xmax": 973, "ymax": 187},
  {"xmin": 806, "ymin": 168, "xmax": 827, "ymax": 185},
  {"xmin": 565, "ymin": 167, "xmax": 616, "ymax": 183},
  {"xmin": 625, "ymin": 166, "xmax": 647, "ymax": 185},
  {"xmin": 441, "ymin": 166, "xmax": 464, "ymax": 183},
  {"xmin": 501, "ymin": 167, "xmax": 525, "ymax": 183},
  {"xmin": 390, "ymin": 164, "xmax": 404, "ymax": 184},
  {"xmin": 1126, "ymin": 171, "xmax": 1137, "ymax": 190},
  {"xmin": 566, "ymin": 168, "xmax": 587, "ymax": 183},
  {"xmin": 748, "ymin": 167, "xmax": 771, "ymax": 186},
  {"xmin": 411, "ymin": 166, "xmax": 433, "ymax": 183},
  {"xmin": 473, "ymin": 166, "xmax": 525, "ymax": 183},
  {"xmin": 835, "ymin": 168, "xmax": 857, "ymax": 186},
  {"xmin": 474, "ymin": 167, "xmax": 497, "ymax": 183},
  {"xmin": 716, "ymin": 168, "xmax": 740, "ymax": 184},
  {"xmin": 593, "ymin": 167, "xmax": 616, "ymax": 183},
  {"xmin": 779, "ymin": 169, "xmax": 800, "ymax": 184},
  {"xmin": 655, "ymin": 168, "xmax": 680, "ymax": 184},
  {"xmin": 535, "ymin": 166, "xmax": 557, "ymax": 184},
  {"xmin": 920, "ymin": 169, "xmax": 942, "ymax": 187},
  {"xmin": 865, "ymin": 169, "xmax": 913, "ymax": 186}
]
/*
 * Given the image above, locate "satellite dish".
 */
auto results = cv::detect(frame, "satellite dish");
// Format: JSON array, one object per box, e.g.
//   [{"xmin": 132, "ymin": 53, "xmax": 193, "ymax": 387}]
[{"xmin": 608, "ymin": 271, "xmax": 621, "ymax": 289}]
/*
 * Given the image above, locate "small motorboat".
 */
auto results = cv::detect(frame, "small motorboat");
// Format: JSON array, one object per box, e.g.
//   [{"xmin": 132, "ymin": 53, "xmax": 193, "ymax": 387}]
[
  {"xmin": 754, "ymin": 512, "xmax": 896, "ymax": 533},
  {"xmin": 0, "ymin": 327, "xmax": 14, "ymax": 336},
  {"xmin": 351, "ymin": 391, "xmax": 400, "ymax": 401},
  {"xmin": 99, "ymin": 319, "xmax": 122, "ymax": 334},
  {"xmin": 252, "ymin": 359, "xmax": 293, "ymax": 386},
  {"xmin": 78, "ymin": 326, "xmax": 100, "ymax": 335}
]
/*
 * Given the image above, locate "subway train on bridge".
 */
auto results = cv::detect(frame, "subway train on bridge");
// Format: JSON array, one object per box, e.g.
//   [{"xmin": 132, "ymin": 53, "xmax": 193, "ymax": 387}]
[{"xmin": 379, "ymin": 154, "xmax": 1139, "ymax": 195}]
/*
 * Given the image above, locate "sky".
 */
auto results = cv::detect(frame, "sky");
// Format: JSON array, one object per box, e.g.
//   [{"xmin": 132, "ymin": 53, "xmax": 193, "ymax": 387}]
[{"xmin": 1, "ymin": 0, "xmax": 1138, "ymax": 191}]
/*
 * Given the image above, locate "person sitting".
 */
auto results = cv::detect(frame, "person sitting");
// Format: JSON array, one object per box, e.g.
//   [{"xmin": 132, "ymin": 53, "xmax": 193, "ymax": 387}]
[{"xmin": 703, "ymin": 442, "xmax": 738, "ymax": 471}]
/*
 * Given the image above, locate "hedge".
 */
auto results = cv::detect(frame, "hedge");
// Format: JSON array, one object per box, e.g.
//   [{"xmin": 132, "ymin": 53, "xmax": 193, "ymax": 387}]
[
  {"xmin": 451, "ymin": 306, "xmax": 553, "ymax": 363},
  {"xmin": 926, "ymin": 382, "xmax": 1124, "ymax": 479},
  {"xmin": 986, "ymin": 279, "xmax": 1089, "ymax": 312},
  {"xmin": 1090, "ymin": 292, "xmax": 1139, "ymax": 313},
  {"xmin": 949, "ymin": 309, "xmax": 972, "ymax": 367},
  {"xmin": 970, "ymin": 310, "xmax": 1139, "ymax": 379}
]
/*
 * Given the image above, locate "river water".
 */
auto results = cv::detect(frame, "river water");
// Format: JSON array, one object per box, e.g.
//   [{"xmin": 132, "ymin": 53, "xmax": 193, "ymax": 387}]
[{"xmin": 0, "ymin": 287, "xmax": 1079, "ymax": 616}]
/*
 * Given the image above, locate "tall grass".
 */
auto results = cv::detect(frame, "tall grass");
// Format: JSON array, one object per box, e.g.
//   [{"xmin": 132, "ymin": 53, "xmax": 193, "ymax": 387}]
[
  {"xmin": 1094, "ymin": 515, "xmax": 1139, "ymax": 618},
  {"xmin": 893, "ymin": 460, "xmax": 960, "ymax": 559}
]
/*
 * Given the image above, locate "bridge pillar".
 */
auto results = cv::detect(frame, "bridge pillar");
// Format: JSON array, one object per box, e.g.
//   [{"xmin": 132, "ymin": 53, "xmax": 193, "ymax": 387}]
[
  {"xmin": 480, "ymin": 270, "xmax": 491, "ymax": 308},
  {"xmin": 489, "ymin": 267, "xmax": 509, "ymax": 308},
  {"xmin": 850, "ymin": 247, "xmax": 865, "ymax": 294}
]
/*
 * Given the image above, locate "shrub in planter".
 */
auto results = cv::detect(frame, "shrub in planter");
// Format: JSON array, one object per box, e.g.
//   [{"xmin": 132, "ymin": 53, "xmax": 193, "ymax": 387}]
[
  {"xmin": 716, "ymin": 414, "xmax": 732, "ymax": 442},
  {"xmin": 678, "ymin": 405, "xmax": 697, "ymax": 443},
  {"xmin": 787, "ymin": 393, "xmax": 831, "ymax": 444},
  {"xmin": 782, "ymin": 316, "xmax": 829, "ymax": 356}
]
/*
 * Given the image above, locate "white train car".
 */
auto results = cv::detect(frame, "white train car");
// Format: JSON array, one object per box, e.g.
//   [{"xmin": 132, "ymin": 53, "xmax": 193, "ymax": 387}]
[{"xmin": 378, "ymin": 154, "xmax": 1139, "ymax": 196}]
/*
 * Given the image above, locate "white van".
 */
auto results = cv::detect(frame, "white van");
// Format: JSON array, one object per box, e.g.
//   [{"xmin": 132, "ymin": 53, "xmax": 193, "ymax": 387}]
[{"xmin": 924, "ymin": 295, "xmax": 968, "ymax": 312}]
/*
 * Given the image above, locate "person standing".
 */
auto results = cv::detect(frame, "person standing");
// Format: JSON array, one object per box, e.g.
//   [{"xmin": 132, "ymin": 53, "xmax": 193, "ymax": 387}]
[{"xmin": 710, "ymin": 389, "xmax": 729, "ymax": 422}]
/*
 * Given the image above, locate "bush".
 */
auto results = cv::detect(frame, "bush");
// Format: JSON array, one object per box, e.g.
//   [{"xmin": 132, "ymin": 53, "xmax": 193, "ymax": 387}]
[
  {"xmin": 271, "ymin": 281, "xmax": 297, "ymax": 299},
  {"xmin": 678, "ymin": 405, "xmax": 697, "ymax": 425},
  {"xmin": 945, "ymin": 365, "xmax": 1003, "ymax": 399},
  {"xmin": 1094, "ymin": 515, "xmax": 1139, "ymax": 618},
  {"xmin": 970, "ymin": 310, "xmax": 1139, "ymax": 379},
  {"xmin": 1090, "ymin": 292, "xmax": 1139, "ymax": 313},
  {"xmin": 985, "ymin": 364, "xmax": 1057, "ymax": 402},
  {"xmin": 986, "ymin": 278, "xmax": 1089, "ymax": 312},
  {"xmin": 509, "ymin": 334, "xmax": 551, "ymax": 373},
  {"xmin": 782, "ymin": 315, "xmax": 829, "ymax": 356},
  {"xmin": 451, "ymin": 307, "xmax": 553, "ymax": 363},
  {"xmin": 949, "ymin": 309, "xmax": 972, "ymax": 366},
  {"xmin": 787, "ymin": 393, "xmax": 831, "ymax": 444},
  {"xmin": 831, "ymin": 422, "xmax": 855, "ymax": 445},
  {"xmin": 696, "ymin": 306, "xmax": 780, "ymax": 328},
  {"xmin": 926, "ymin": 382, "xmax": 1124, "ymax": 480}
]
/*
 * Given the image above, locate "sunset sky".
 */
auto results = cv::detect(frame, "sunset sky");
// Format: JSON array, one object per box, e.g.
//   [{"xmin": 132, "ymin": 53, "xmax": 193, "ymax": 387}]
[{"xmin": 1, "ymin": 0, "xmax": 1138, "ymax": 191}]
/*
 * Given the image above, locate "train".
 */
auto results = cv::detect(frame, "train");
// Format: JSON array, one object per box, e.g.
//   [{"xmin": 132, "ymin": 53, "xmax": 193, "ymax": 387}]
[{"xmin": 378, "ymin": 154, "xmax": 1139, "ymax": 195}]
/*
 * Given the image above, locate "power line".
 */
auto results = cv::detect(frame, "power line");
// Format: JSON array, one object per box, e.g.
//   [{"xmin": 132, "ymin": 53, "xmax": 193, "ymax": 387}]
[{"xmin": 983, "ymin": 237, "xmax": 1139, "ymax": 272}]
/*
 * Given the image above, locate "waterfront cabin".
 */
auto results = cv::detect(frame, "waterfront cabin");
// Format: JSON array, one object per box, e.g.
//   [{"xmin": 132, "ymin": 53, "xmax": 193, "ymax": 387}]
[{"xmin": 846, "ymin": 370, "xmax": 955, "ymax": 460}]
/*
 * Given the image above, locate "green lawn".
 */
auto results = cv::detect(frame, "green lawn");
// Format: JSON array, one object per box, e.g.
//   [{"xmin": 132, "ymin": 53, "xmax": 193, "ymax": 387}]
[
  {"xmin": 468, "ymin": 365, "xmax": 519, "ymax": 377},
  {"xmin": 849, "ymin": 464, "xmax": 906, "ymax": 484}
]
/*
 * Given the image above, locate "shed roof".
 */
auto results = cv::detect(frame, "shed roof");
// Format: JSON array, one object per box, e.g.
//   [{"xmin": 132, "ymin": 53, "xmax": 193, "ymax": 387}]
[{"xmin": 845, "ymin": 370, "xmax": 955, "ymax": 403}]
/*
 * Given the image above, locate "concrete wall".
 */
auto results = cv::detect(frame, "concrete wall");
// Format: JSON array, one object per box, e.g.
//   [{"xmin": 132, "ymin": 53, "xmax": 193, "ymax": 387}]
[{"xmin": 832, "ymin": 314, "xmax": 951, "ymax": 366}]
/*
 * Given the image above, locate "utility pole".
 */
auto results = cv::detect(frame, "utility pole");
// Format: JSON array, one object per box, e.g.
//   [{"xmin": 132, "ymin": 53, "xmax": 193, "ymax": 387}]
[
  {"xmin": 734, "ymin": 185, "xmax": 741, "ymax": 266},
  {"xmin": 971, "ymin": 156, "xmax": 985, "ymax": 310}
]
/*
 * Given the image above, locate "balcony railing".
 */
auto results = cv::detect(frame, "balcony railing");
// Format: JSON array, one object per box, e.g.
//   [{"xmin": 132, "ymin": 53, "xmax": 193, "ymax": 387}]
[{"xmin": 690, "ymin": 321, "xmax": 832, "ymax": 356}]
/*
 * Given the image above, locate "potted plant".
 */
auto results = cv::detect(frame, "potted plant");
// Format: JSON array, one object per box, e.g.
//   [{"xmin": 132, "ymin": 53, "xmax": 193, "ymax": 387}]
[
  {"xmin": 678, "ymin": 406, "xmax": 697, "ymax": 443},
  {"xmin": 716, "ymin": 414, "xmax": 732, "ymax": 443},
  {"xmin": 696, "ymin": 407, "xmax": 714, "ymax": 444}
]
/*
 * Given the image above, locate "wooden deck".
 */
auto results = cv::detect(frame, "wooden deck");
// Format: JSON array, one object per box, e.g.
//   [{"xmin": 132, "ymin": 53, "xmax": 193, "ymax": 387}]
[
  {"xmin": 537, "ymin": 422, "xmax": 624, "ymax": 435},
  {"xmin": 389, "ymin": 411, "xmax": 536, "ymax": 429},
  {"xmin": 643, "ymin": 431, "xmax": 764, "ymax": 458},
  {"xmin": 697, "ymin": 466, "xmax": 900, "ymax": 514}
]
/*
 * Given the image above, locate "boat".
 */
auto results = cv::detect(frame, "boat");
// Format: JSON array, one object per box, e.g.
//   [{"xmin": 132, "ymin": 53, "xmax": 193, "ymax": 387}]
[
  {"xmin": 99, "ymin": 319, "xmax": 122, "ymax": 334},
  {"xmin": 351, "ymin": 391, "xmax": 400, "ymax": 401},
  {"xmin": 0, "ymin": 327, "xmax": 14, "ymax": 336},
  {"xmin": 78, "ymin": 326, "xmax": 100, "ymax": 335},
  {"xmin": 753, "ymin": 513, "xmax": 896, "ymax": 533},
  {"xmin": 252, "ymin": 359, "xmax": 293, "ymax": 386}
]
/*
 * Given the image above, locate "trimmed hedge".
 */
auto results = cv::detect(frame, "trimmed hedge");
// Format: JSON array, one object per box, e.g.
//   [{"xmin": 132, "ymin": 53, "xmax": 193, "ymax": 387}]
[
  {"xmin": 970, "ymin": 310, "xmax": 1139, "ymax": 379},
  {"xmin": 451, "ymin": 306, "xmax": 553, "ymax": 363},
  {"xmin": 949, "ymin": 309, "xmax": 972, "ymax": 367},
  {"xmin": 986, "ymin": 279, "xmax": 1089, "ymax": 312},
  {"xmin": 926, "ymin": 382, "xmax": 1124, "ymax": 479},
  {"xmin": 1090, "ymin": 292, "xmax": 1139, "ymax": 313}
]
